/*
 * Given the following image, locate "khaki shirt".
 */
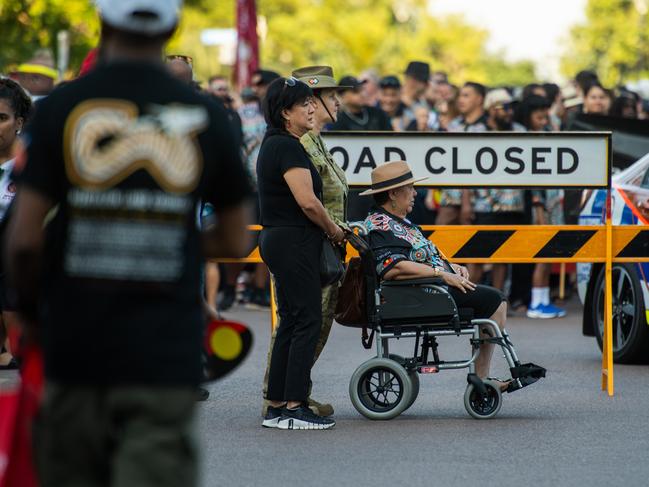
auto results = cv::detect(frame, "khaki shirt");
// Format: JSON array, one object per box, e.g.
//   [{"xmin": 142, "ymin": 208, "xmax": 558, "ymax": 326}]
[{"xmin": 301, "ymin": 131, "xmax": 349, "ymax": 228}]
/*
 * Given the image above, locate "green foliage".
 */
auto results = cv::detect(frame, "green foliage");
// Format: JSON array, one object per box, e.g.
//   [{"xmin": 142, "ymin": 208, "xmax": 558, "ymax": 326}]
[
  {"xmin": 562, "ymin": 0, "xmax": 649, "ymax": 85},
  {"xmin": 0, "ymin": 0, "xmax": 98, "ymax": 73},
  {"xmin": 1, "ymin": 0, "xmax": 538, "ymax": 86}
]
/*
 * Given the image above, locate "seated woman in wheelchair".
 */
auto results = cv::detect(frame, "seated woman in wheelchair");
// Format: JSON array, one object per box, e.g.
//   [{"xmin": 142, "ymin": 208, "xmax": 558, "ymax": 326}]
[{"xmin": 361, "ymin": 161, "xmax": 510, "ymax": 391}]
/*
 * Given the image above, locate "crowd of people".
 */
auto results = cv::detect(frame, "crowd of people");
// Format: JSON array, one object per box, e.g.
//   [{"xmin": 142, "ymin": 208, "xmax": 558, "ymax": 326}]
[
  {"xmin": 0, "ymin": 0, "xmax": 647, "ymax": 481},
  {"xmin": 5, "ymin": 44, "xmax": 644, "ymax": 323},
  {"xmin": 166, "ymin": 60, "xmax": 647, "ymax": 320}
]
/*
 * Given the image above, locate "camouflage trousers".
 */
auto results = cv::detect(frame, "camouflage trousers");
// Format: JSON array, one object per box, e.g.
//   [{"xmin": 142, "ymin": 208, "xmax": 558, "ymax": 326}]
[{"xmin": 262, "ymin": 280, "xmax": 339, "ymax": 399}]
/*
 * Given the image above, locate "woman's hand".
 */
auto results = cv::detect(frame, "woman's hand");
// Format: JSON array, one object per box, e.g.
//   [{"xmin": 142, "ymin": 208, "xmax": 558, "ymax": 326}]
[
  {"xmin": 451, "ymin": 264, "xmax": 470, "ymax": 280},
  {"xmin": 441, "ymin": 271, "xmax": 476, "ymax": 293},
  {"xmin": 327, "ymin": 226, "xmax": 345, "ymax": 244}
]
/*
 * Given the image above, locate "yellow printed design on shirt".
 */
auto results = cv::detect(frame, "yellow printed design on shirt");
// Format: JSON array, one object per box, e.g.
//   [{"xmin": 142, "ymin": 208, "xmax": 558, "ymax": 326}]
[{"xmin": 63, "ymin": 99, "xmax": 208, "ymax": 194}]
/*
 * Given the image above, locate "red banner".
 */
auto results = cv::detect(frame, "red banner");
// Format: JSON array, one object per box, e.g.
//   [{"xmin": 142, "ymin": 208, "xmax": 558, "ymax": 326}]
[{"xmin": 235, "ymin": 0, "xmax": 259, "ymax": 89}]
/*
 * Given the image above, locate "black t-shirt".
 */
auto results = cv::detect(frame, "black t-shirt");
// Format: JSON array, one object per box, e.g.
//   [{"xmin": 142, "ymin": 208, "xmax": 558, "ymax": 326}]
[
  {"xmin": 17, "ymin": 61, "xmax": 252, "ymax": 386},
  {"xmin": 256, "ymin": 129, "xmax": 322, "ymax": 227},
  {"xmin": 330, "ymin": 106, "xmax": 393, "ymax": 131}
]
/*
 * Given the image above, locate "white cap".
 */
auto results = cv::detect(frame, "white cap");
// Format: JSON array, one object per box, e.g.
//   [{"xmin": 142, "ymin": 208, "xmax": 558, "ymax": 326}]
[
  {"xmin": 96, "ymin": 0, "xmax": 182, "ymax": 36},
  {"xmin": 484, "ymin": 88, "xmax": 513, "ymax": 110}
]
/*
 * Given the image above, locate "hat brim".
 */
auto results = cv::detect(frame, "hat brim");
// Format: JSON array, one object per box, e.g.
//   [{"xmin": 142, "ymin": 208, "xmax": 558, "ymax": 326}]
[
  {"xmin": 296, "ymin": 74, "xmax": 356, "ymax": 91},
  {"xmin": 359, "ymin": 176, "xmax": 428, "ymax": 196}
]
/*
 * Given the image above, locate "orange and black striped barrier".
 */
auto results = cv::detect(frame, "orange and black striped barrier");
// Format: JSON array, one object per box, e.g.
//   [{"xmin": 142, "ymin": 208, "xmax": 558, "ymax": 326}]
[{"xmin": 218, "ymin": 224, "xmax": 649, "ymax": 264}]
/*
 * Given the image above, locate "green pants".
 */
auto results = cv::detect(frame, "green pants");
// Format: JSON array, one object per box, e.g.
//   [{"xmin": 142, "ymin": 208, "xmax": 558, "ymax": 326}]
[
  {"xmin": 34, "ymin": 383, "xmax": 197, "ymax": 487},
  {"xmin": 263, "ymin": 282, "xmax": 338, "ymax": 398}
]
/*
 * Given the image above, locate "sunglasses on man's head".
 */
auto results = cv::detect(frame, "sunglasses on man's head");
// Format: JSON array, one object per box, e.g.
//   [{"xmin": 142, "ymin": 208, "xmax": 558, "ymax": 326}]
[
  {"xmin": 284, "ymin": 76, "xmax": 298, "ymax": 87},
  {"xmin": 165, "ymin": 54, "xmax": 193, "ymax": 66},
  {"xmin": 493, "ymin": 102, "xmax": 512, "ymax": 111}
]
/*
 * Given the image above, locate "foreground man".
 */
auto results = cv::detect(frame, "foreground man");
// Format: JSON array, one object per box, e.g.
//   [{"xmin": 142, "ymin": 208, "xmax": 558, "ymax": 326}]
[{"xmin": 6, "ymin": 1, "xmax": 251, "ymax": 485}]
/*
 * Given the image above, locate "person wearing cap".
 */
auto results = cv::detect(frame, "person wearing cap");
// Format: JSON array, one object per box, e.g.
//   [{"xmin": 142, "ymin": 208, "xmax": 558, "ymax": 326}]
[
  {"xmin": 378, "ymin": 75, "xmax": 414, "ymax": 131},
  {"xmin": 251, "ymin": 69, "xmax": 280, "ymax": 101},
  {"xmin": 330, "ymin": 75, "xmax": 392, "ymax": 132},
  {"xmin": 402, "ymin": 61, "xmax": 430, "ymax": 110},
  {"xmin": 6, "ymin": 0, "xmax": 253, "ymax": 484},
  {"xmin": 261, "ymin": 66, "xmax": 349, "ymax": 419},
  {"xmin": 484, "ymin": 88, "xmax": 525, "ymax": 132},
  {"xmin": 362, "ymin": 161, "xmax": 512, "ymax": 391},
  {"xmin": 9, "ymin": 56, "xmax": 57, "ymax": 99},
  {"xmin": 257, "ymin": 76, "xmax": 344, "ymax": 430}
]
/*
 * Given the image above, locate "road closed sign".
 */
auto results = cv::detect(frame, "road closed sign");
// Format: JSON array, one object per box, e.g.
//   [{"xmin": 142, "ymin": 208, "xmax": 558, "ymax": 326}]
[{"xmin": 321, "ymin": 131, "xmax": 611, "ymax": 188}]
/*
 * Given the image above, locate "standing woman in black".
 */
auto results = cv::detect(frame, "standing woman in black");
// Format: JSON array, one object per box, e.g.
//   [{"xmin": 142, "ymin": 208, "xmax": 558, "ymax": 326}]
[{"xmin": 257, "ymin": 77, "xmax": 344, "ymax": 430}]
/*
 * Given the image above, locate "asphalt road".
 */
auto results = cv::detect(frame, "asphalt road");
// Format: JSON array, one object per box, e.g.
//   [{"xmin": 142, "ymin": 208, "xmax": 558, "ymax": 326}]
[
  {"xmin": 198, "ymin": 298, "xmax": 649, "ymax": 487},
  {"xmin": 2, "ymin": 298, "xmax": 647, "ymax": 487}
]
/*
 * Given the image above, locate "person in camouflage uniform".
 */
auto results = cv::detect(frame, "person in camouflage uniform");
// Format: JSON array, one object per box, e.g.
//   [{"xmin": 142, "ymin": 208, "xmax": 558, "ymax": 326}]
[{"xmin": 262, "ymin": 66, "xmax": 350, "ymax": 417}]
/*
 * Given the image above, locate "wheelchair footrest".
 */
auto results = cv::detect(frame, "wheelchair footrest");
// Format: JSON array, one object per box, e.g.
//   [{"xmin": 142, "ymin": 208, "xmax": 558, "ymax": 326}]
[{"xmin": 506, "ymin": 363, "xmax": 546, "ymax": 393}]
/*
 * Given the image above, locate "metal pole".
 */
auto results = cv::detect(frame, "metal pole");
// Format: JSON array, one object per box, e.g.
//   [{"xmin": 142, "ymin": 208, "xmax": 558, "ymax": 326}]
[{"xmin": 602, "ymin": 189, "xmax": 614, "ymax": 395}]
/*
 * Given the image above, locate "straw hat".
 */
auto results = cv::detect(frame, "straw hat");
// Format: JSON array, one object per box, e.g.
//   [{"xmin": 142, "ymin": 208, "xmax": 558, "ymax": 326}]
[{"xmin": 359, "ymin": 161, "xmax": 427, "ymax": 196}]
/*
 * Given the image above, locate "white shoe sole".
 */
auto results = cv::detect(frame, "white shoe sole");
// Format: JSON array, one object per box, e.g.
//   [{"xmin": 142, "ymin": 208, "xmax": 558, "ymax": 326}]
[
  {"xmin": 262, "ymin": 417, "xmax": 280, "ymax": 428},
  {"xmin": 276, "ymin": 418, "xmax": 335, "ymax": 430},
  {"xmin": 526, "ymin": 310, "xmax": 558, "ymax": 319}
]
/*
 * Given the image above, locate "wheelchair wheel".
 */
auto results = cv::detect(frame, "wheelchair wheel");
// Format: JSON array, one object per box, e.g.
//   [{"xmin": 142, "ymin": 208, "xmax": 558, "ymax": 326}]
[
  {"xmin": 464, "ymin": 379, "xmax": 502, "ymax": 420},
  {"xmin": 349, "ymin": 357, "xmax": 412, "ymax": 420},
  {"xmin": 388, "ymin": 354, "xmax": 419, "ymax": 411}
]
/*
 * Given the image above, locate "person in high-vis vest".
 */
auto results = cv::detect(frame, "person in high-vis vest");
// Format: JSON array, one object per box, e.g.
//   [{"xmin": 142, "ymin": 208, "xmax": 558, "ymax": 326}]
[{"xmin": 262, "ymin": 66, "xmax": 350, "ymax": 419}]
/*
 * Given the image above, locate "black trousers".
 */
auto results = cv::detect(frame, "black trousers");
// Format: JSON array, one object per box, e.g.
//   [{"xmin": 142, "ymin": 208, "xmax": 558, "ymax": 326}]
[
  {"xmin": 448, "ymin": 284, "xmax": 505, "ymax": 319},
  {"xmin": 260, "ymin": 225, "xmax": 323, "ymax": 402}
]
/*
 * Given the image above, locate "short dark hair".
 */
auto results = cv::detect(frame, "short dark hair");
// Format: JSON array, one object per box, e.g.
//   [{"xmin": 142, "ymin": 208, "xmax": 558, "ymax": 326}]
[
  {"xmin": 263, "ymin": 77, "xmax": 313, "ymax": 130},
  {"xmin": 516, "ymin": 94, "xmax": 551, "ymax": 130},
  {"xmin": 0, "ymin": 78, "xmax": 32, "ymax": 121},
  {"xmin": 609, "ymin": 94, "xmax": 638, "ymax": 118},
  {"xmin": 100, "ymin": 21, "xmax": 173, "ymax": 49},
  {"xmin": 575, "ymin": 70, "xmax": 599, "ymax": 92},
  {"xmin": 584, "ymin": 82, "xmax": 606, "ymax": 98},
  {"xmin": 372, "ymin": 191, "xmax": 390, "ymax": 206},
  {"xmin": 463, "ymin": 81, "xmax": 486, "ymax": 99},
  {"xmin": 543, "ymin": 83, "xmax": 560, "ymax": 103},
  {"xmin": 522, "ymin": 83, "xmax": 544, "ymax": 100}
]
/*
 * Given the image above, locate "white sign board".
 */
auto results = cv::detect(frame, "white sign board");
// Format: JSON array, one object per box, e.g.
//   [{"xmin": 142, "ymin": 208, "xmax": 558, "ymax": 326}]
[{"xmin": 321, "ymin": 132, "xmax": 611, "ymax": 188}]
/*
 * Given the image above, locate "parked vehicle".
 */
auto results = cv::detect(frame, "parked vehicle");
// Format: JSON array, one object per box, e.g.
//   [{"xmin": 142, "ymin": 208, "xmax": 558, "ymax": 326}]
[{"xmin": 578, "ymin": 154, "xmax": 649, "ymax": 363}]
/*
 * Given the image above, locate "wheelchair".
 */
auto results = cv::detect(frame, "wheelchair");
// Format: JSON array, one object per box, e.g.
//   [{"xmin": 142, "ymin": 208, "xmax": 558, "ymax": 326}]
[{"xmin": 343, "ymin": 223, "xmax": 546, "ymax": 420}]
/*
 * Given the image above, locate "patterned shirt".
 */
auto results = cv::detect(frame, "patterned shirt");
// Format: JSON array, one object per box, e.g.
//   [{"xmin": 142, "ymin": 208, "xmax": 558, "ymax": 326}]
[
  {"xmin": 364, "ymin": 207, "xmax": 451, "ymax": 279},
  {"xmin": 301, "ymin": 131, "xmax": 349, "ymax": 228}
]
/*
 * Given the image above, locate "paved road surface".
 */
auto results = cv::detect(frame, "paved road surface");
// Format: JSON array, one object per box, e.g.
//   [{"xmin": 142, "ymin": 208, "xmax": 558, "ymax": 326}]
[
  {"xmin": 2, "ymin": 298, "xmax": 647, "ymax": 487},
  {"xmin": 198, "ymin": 298, "xmax": 649, "ymax": 487}
]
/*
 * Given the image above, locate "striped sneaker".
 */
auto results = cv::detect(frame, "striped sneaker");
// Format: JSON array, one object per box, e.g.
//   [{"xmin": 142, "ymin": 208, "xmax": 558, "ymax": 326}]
[
  {"xmin": 262, "ymin": 406, "xmax": 283, "ymax": 428},
  {"xmin": 277, "ymin": 405, "xmax": 336, "ymax": 430}
]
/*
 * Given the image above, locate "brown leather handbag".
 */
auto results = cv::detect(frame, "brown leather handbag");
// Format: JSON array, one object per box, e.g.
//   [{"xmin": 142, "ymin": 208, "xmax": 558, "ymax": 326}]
[{"xmin": 335, "ymin": 257, "xmax": 367, "ymax": 326}]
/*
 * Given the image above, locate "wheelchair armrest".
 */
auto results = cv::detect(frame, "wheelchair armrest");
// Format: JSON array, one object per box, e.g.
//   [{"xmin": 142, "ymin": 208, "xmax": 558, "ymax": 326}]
[{"xmin": 381, "ymin": 277, "xmax": 446, "ymax": 287}]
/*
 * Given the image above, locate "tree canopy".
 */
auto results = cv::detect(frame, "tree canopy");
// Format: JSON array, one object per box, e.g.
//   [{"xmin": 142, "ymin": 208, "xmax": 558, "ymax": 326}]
[
  {"xmin": 561, "ymin": 0, "xmax": 649, "ymax": 86},
  {"xmin": 0, "ymin": 0, "xmax": 539, "ymax": 86}
]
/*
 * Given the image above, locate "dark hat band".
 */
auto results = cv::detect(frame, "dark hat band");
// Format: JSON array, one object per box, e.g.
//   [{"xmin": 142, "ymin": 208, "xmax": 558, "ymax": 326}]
[{"xmin": 372, "ymin": 171, "xmax": 414, "ymax": 190}]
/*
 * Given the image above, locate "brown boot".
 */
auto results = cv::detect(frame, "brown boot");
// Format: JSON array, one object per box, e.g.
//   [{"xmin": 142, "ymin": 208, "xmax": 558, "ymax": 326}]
[{"xmin": 307, "ymin": 397, "xmax": 334, "ymax": 417}]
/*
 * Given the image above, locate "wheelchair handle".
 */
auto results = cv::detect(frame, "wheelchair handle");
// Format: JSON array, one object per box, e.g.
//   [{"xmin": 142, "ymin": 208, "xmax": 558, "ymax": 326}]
[{"xmin": 347, "ymin": 221, "xmax": 368, "ymax": 236}]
